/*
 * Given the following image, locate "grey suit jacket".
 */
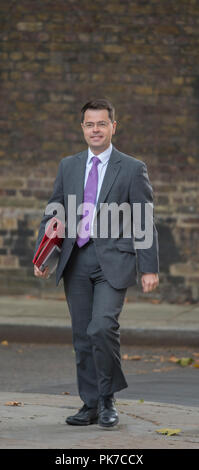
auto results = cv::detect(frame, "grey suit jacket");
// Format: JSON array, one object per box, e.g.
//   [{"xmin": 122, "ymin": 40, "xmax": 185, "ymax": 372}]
[{"xmin": 34, "ymin": 145, "xmax": 159, "ymax": 289}]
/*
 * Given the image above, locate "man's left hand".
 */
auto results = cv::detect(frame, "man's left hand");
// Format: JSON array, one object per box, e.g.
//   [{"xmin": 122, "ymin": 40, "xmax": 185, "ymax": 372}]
[{"xmin": 141, "ymin": 273, "xmax": 159, "ymax": 293}]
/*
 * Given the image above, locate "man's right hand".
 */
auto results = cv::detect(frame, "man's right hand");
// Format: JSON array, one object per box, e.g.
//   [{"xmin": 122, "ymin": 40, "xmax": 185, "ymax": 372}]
[{"xmin": 34, "ymin": 265, "xmax": 50, "ymax": 279}]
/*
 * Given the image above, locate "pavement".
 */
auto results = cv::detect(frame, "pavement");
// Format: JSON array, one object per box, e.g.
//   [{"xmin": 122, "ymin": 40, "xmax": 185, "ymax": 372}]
[
  {"xmin": 0, "ymin": 294, "xmax": 199, "ymax": 449},
  {"xmin": 0, "ymin": 294, "xmax": 199, "ymax": 346},
  {"xmin": 1, "ymin": 392, "xmax": 199, "ymax": 449}
]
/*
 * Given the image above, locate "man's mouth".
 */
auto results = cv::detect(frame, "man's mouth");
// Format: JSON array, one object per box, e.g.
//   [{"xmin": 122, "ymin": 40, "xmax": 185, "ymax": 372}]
[{"xmin": 91, "ymin": 136, "xmax": 103, "ymax": 140}]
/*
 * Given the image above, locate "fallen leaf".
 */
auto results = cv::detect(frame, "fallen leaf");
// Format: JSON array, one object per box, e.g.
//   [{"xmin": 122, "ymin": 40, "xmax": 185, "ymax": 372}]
[
  {"xmin": 122, "ymin": 354, "xmax": 141, "ymax": 361},
  {"xmin": 179, "ymin": 357, "xmax": 193, "ymax": 367},
  {"xmin": 138, "ymin": 399, "xmax": 144, "ymax": 403},
  {"xmin": 156, "ymin": 428, "xmax": 181, "ymax": 436},
  {"xmin": 122, "ymin": 354, "xmax": 129, "ymax": 360},
  {"xmin": 62, "ymin": 392, "xmax": 70, "ymax": 395},
  {"xmin": 5, "ymin": 401, "xmax": 24, "ymax": 407},
  {"xmin": 169, "ymin": 356, "xmax": 194, "ymax": 367},
  {"xmin": 1, "ymin": 340, "xmax": 8, "ymax": 346},
  {"xmin": 169, "ymin": 355, "xmax": 180, "ymax": 363}
]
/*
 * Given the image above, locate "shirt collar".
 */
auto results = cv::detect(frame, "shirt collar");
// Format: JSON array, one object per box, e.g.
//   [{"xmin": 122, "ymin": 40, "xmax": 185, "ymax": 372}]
[{"xmin": 88, "ymin": 143, "xmax": 112, "ymax": 165}]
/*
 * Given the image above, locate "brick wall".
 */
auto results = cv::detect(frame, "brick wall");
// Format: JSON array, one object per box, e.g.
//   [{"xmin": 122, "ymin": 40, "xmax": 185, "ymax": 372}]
[{"xmin": 0, "ymin": 0, "xmax": 198, "ymax": 302}]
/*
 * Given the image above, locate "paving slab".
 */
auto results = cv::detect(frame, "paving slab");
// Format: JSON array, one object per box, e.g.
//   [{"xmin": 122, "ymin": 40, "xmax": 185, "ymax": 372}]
[{"xmin": 0, "ymin": 392, "xmax": 199, "ymax": 449}]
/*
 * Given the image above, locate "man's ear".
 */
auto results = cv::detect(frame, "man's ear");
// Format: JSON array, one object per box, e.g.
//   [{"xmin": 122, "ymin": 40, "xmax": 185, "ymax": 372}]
[{"xmin": 112, "ymin": 121, "xmax": 117, "ymax": 135}]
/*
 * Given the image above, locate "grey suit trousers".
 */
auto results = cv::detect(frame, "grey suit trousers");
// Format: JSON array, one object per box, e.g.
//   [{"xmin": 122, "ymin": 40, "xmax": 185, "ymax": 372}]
[{"xmin": 63, "ymin": 238, "xmax": 128, "ymax": 408}]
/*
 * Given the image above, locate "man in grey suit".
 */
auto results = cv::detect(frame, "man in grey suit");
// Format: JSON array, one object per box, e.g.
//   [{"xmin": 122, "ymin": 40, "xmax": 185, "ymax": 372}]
[{"xmin": 34, "ymin": 98, "xmax": 159, "ymax": 428}]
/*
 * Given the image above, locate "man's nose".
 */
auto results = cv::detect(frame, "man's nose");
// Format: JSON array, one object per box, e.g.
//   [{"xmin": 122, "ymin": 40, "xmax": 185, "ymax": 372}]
[{"xmin": 92, "ymin": 124, "xmax": 100, "ymax": 131}]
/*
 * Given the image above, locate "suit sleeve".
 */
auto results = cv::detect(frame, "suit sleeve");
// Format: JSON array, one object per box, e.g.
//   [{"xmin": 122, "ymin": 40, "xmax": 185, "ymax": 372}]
[
  {"xmin": 33, "ymin": 159, "xmax": 64, "ymax": 257},
  {"xmin": 129, "ymin": 162, "xmax": 159, "ymax": 274}
]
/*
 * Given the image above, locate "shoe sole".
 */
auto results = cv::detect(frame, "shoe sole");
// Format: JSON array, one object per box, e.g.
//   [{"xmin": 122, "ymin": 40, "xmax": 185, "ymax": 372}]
[
  {"xmin": 66, "ymin": 416, "xmax": 98, "ymax": 426},
  {"xmin": 98, "ymin": 416, "xmax": 119, "ymax": 428}
]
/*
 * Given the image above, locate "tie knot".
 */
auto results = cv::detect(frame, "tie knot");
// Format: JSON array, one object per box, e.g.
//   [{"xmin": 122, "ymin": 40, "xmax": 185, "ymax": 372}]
[{"xmin": 92, "ymin": 156, "xmax": 101, "ymax": 166}]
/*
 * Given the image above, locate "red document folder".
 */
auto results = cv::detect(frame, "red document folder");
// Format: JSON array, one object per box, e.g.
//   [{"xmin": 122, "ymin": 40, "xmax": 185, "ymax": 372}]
[{"xmin": 32, "ymin": 217, "xmax": 65, "ymax": 275}]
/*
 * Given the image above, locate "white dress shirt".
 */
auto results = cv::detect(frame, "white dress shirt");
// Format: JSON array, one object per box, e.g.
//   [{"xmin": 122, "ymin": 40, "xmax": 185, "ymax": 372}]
[{"xmin": 84, "ymin": 143, "xmax": 112, "ymax": 236}]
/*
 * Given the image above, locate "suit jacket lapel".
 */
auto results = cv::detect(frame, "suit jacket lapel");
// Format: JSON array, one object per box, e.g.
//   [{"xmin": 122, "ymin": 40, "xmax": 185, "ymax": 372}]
[
  {"xmin": 75, "ymin": 149, "xmax": 88, "ymax": 224},
  {"xmin": 95, "ymin": 145, "xmax": 121, "ymax": 216}
]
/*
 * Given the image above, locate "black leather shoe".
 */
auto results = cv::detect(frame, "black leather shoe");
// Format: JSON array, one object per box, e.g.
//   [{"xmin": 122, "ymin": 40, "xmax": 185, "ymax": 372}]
[
  {"xmin": 98, "ymin": 395, "xmax": 119, "ymax": 428},
  {"xmin": 65, "ymin": 404, "xmax": 98, "ymax": 426}
]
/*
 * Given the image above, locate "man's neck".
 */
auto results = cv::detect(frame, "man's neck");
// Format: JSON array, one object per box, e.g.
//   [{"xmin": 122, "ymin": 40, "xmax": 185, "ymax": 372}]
[{"xmin": 89, "ymin": 143, "xmax": 112, "ymax": 156}]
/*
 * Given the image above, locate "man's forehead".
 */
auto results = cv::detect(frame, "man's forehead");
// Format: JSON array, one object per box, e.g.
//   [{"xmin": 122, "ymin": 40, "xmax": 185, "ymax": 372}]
[{"xmin": 84, "ymin": 109, "xmax": 109, "ymax": 121}]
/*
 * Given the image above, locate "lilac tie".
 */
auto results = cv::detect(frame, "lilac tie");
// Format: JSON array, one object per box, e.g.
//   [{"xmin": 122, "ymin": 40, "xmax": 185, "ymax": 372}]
[{"xmin": 76, "ymin": 156, "xmax": 101, "ymax": 247}]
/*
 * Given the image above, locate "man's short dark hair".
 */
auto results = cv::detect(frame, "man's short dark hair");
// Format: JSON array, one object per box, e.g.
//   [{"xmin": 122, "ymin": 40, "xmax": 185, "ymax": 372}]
[{"xmin": 81, "ymin": 98, "xmax": 115, "ymax": 123}]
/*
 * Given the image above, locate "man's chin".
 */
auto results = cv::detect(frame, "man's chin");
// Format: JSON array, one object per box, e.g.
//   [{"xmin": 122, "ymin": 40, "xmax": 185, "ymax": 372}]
[{"xmin": 89, "ymin": 138, "xmax": 108, "ymax": 150}]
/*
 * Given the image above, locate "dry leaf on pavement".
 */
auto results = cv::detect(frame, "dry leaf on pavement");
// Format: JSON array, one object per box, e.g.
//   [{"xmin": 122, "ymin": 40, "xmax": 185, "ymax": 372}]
[
  {"xmin": 169, "ymin": 356, "xmax": 194, "ymax": 366},
  {"xmin": 169, "ymin": 356, "xmax": 180, "ymax": 363},
  {"xmin": 122, "ymin": 354, "xmax": 141, "ymax": 361},
  {"xmin": 156, "ymin": 428, "xmax": 181, "ymax": 436},
  {"xmin": 5, "ymin": 401, "xmax": 24, "ymax": 407},
  {"xmin": 178, "ymin": 357, "xmax": 194, "ymax": 367}
]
